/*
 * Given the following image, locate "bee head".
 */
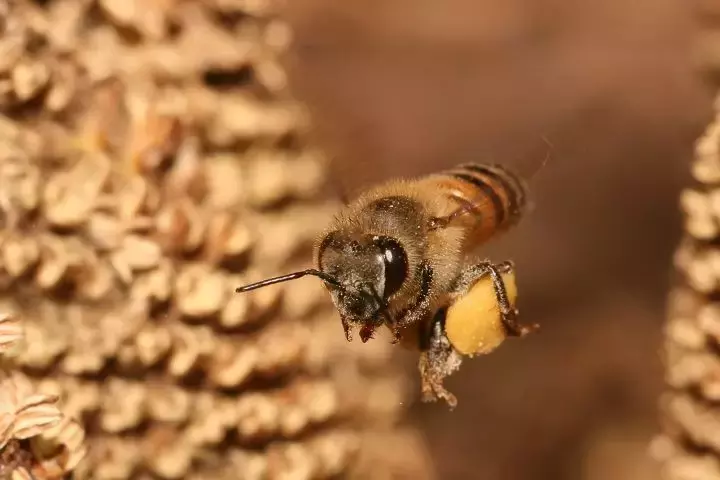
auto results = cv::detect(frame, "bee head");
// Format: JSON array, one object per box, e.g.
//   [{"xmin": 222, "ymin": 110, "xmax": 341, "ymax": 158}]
[
  {"xmin": 234, "ymin": 230, "xmax": 409, "ymax": 343},
  {"xmin": 316, "ymin": 231, "xmax": 408, "ymax": 340}
]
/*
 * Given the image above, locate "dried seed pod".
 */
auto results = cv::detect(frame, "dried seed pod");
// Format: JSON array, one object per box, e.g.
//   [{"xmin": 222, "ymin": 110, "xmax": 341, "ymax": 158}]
[
  {"xmin": 31, "ymin": 415, "xmax": 88, "ymax": 476},
  {"xmin": 100, "ymin": 379, "xmax": 147, "ymax": 433},
  {"xmin": 16, "ymin": 306, "xmax": 69, "ymax": 370},
  {"xmin": 236, "ymin": 392, "xmax": 281, "ymax": 441},
  {"xmin": 223, "ymin": 449, "xmax": 268, "ymax": 480},
  {"xmin": 278, "ymin": 381, "xmax": 339, "ymax": 438},
  {"xmin": 86, "ymin": 213, "xmax": 124, "ymax": 251},
  {"xmin": 48, "ymin": 378, "xmax": 100, "ymax": 421},
  {"xmin": 11, "ymin": 60, "xmax": 50, "ymax": 102},
  {"xmin": 117, "ymin": 234, "xmax": 163, "ymax": 272},
  {"xmin": 204, "ymin": 155, "xmax": 245, "ymax": 209},
  {"xmin": 255, "ymin": 58, "xmax": 287, "ymax": 93},
  {"xmin": 156, "ymin": 201, "xmax": 206, "ymax": 255},
  {"xmin": 266, "ymin": 431, "xmax": 359, "ymax": 480},
  {"xmin": 206, "ymin": 94, "xmax": 299, "ymax": 146},
  {"xmin": 116, "ymin": 176, "xmax": 159, "ymax": 223},
  {"xmin": 131, "ymin": 260, "xmax": 174, "ymax": 308},
  {"xmin": 0, "ymin": 159, "xmax": 41, "ymax": 224},
  {"xmin": 167, "ymin": 324, "xmax": 216, "ymax": 378},
  {"xmin": 0, "ymin": 371, "xmax": 63, "ymax": 448},
  {"xmin": 254, "ymin": 321, "xmax": 309, "ymax": 375},
  {"xmin": 243, "ymin": 153, "xmax": 294, "ymax": 208},
  {"xmin": 98, "ymin": 0, "xmax": 177, "ymax": 41},
  {"xmin": 662, "ymin": 90, "xmax": 720, "ymax": 477},
  {"xmin": 145, "ymin": 428, "xmax": 194, "ymax": 480},
  {"xmin": 0, "ymin": 4, "xmax": 426, "ymax": 478},
  {"xmin": 77, "ymin": 258, "xmax": 117, "ymax": 301},
  {"xmin": 694, "ymin": 121, "xmax": 720, "ymax": 184},
  {"xmin": 175, "ymin": 263, "xmax": 228, "ymax": 318},
  {"xmin": 13, "ymin": 400, "xmax": 64, "ymax": 440},
  {"xmin": 43, "ymin": 156, "xmax": 111, "ymax": 229},
  {"xmin": 219, "ymin": 283, "xmax": 251, "ymax": 329},
  {"xmin": 681, "ymin": 188, "xmax": 718, "ymax": 240},
  {"xmin": 184, "ymin": 392, "xmax": 234, "ymax": 447},
  {"xmin": 204, "ymin": 213, "xmax": 253, "ymax": 265},
  {"xmin": 125, "ymin": 107, "xmax": 184, "ymax": 175},
  {"xmin": 145, "ymin": 384, "xmax": 191, "ymax": 424},
  {"xmin": 45, "ymin": 61, "xmax": 79, "ymax": 113},
  {"xmin": 133, "ymin": 323, "xmax": 173, "ymax": 368},
  {"xmin": 164, "ymin": 135, "xmax": 206, "ymax": 202},
  {"xmin": 60, "ymin": 306, "xmax": 112, "ymax": 375},
  {"xmin": 208, "ymin": 338, "xmax": 258, "ymax": 388},
  {"xmin": 90, "ymin": 437, "xmax": 143, "ymax": 480}
]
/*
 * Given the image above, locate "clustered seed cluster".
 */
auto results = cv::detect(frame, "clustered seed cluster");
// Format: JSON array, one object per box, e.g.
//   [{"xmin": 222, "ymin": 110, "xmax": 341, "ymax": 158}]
[
  {"xmin": 0, "ymin": 313, "xmax": 86, "ymax": 479},
  {"xmin": 655, "ymin": 96, "xmax": 720, "ymax": 478},
  {"xmin": 0, "ymin": 1, "xmax": 423, "ymax": 478},
  {"xmin": 654, "ymin": 3, "xmax": 720, "ymax": 478}
]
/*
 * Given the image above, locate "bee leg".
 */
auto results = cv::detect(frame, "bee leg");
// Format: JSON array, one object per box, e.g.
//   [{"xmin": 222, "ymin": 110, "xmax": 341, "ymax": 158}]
[
  {"xmin": 341, "ymin": 316, "xmax": 353, "ymax": 342},
  {"xmin": 490, "ymin": 261, "xmax": 539, "ymax": 337},
  {"xmin": 457, "ymin": 261, "xmax": 539, "ymax": 337},
  {"xmin": 418, "ymin": 309, "xmax": 462, "ymax": 408},
  {"xmin": 388, "ymin": 324, "xmax": 402, "ymax": 344},
  {"xmin": 427, "ymin": 201, "xmax": 474, "ymax": 230},
  {"xmin": 384, "ymin": 312, "xmax": 405, "ymax": 344}
]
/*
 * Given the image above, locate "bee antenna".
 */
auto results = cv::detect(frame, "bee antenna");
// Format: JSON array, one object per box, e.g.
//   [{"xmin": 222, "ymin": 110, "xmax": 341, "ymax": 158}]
[{"xmin": 235, "ymin": 269, "xmax": 341, "ymax": 293}]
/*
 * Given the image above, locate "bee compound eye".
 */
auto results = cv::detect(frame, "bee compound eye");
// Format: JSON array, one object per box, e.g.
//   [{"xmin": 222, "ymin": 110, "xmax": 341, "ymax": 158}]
[{"xmin": 373, "ymin": 236, "xmax": 408, "ymax": 298}]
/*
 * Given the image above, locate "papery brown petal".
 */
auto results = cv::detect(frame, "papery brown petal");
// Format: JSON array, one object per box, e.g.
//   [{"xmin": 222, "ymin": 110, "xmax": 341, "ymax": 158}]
[
  {"xmin": 13, "ymin": 401, "xmax": 63, "ymax": 439},
  {"xmin": 0, "ymin": 314, "xmax": 23, "ymax": 352}
]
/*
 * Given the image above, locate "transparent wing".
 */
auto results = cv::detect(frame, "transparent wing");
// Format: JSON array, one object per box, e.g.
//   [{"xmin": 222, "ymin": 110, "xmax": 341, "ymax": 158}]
[{"xmin": 475, "ymin": 134, "xmax": 554, "ymax": 184}]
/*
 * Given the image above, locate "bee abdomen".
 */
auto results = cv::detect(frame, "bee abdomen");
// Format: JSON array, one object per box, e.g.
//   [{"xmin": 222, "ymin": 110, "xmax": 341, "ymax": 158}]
[
  {"xmin": 435, "ymin": 163, "xmax": 528, "ymax": 235},
  {"xmin": 458, "ymin": 163, "xmax": 526, "ymax": 221}
]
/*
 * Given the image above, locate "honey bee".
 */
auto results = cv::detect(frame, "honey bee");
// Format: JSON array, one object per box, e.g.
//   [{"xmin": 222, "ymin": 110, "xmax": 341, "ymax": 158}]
[{"xmin": 236, "ymin": 160, "xmax": 543, "ymax": 407}]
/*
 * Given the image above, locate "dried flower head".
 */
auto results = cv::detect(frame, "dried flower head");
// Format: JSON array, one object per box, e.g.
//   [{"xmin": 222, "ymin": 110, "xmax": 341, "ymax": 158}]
[
  {"xmin": 660, "ymin": 87, "xmax": 720, "ymax": 478},
  {"xmin": 0, "ymin": 0, "xmax": 429, "ymax": 478},
  {"xmin": 0, "ymin": 370, "xmax": 62, "ymax": 451}
]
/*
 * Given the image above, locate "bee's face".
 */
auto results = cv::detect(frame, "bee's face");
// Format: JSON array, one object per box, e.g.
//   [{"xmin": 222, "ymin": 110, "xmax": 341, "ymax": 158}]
[{"xmin": 318, "ymin": 231, "xmax": 409, "ymax": 327}]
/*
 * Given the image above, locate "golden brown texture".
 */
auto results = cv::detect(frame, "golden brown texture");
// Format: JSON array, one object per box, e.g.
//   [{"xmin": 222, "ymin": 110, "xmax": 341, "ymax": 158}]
[
  {"xmin": 658, "ymin": 2, "xmax": 720, "ymax": 468},
  {"xmin": 0, "ymin": 0, "xmax": 427, "ymax": 478},
  {"xmin": 658, "ymin": 88, "xmax": 720, "ymax": 477},
  {"xmin": 0, "ymin": 314, "xmax": 86, "ymax": 479}
]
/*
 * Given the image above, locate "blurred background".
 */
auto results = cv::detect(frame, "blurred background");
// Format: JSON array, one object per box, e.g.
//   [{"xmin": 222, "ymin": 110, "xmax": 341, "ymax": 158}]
[{"xmin": 280, "ymin": 0, "xmax": 714, "ymax": 478}]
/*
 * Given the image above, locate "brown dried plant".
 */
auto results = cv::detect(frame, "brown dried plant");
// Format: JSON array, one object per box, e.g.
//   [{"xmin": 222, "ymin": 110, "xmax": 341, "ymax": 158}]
[
  {"xmin": 0, "ymin": 314, "xmax": 87, "ymax": 480},
  {"xmin": 654, "ymin": 4, "xmax": 720, "ymax": 479},
  {"xmin": 0, "ymin": 1, "xmax": 431, "ymax": 479}
]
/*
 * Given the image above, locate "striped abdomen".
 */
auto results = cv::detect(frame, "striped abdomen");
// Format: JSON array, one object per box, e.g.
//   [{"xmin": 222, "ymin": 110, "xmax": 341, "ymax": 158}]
[{"xmin": 425, "ymin": 163, "xmax": 529, "ymax": 247}]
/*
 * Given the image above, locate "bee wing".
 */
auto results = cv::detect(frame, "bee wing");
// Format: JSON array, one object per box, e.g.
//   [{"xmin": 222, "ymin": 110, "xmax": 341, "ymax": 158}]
[{"xmin": 483, "ymin": 134, "xmax": 554, "ymax": 184}]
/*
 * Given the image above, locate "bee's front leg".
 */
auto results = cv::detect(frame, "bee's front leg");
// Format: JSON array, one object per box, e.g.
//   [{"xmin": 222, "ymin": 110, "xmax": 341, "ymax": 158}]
[
  {"xmin": 418, "ymin": 309, "xmax": 462, "ymax": 408},
  {"xmin": 454, "ymin": 260, "xmax": 539, "ymax": 337}
]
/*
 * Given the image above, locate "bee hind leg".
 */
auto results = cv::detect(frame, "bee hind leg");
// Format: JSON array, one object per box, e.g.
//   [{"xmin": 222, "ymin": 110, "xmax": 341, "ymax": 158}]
[
  {"xmin": 455, "ymin": 260, "xmax": 539, "ymax": 337},
  {"xmin": 418, "ymin": 309, "xmax": 462, "ymax": 408}
]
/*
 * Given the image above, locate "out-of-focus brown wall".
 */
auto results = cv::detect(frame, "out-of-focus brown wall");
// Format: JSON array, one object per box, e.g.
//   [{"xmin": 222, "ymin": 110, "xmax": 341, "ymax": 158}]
[{"xmin": 279, "ymin": 0, "xmax": 714, "ymax": 479}]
